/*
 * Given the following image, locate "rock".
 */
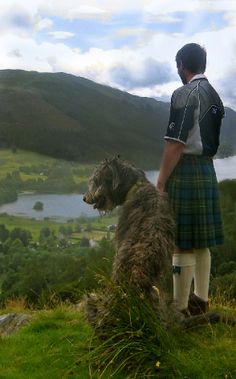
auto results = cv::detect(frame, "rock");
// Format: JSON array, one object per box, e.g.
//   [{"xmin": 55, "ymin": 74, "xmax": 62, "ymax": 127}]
[{"xmin": 0, "ymin": 313, "xmax": 31, "ymax": 336}]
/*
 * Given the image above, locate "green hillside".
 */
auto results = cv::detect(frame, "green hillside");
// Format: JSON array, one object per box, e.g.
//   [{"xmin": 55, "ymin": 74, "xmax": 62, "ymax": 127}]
[{"xmin": 0, "ymin": 70, "xmax": 170, "ymax": 169}]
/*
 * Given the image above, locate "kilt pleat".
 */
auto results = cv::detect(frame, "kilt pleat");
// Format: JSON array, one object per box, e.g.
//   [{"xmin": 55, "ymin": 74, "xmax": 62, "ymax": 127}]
[{"xmin": 166, "ymin": 154, "xmax": 224, "ymax": 249}]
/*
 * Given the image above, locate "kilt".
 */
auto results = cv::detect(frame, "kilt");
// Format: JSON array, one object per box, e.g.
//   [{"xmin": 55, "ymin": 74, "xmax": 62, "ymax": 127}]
[{"xmin": 166, "ymin": 154, "xmax": 224, "ymax": 250}]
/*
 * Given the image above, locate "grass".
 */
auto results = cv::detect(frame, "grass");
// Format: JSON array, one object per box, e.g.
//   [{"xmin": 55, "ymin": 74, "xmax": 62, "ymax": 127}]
[
  {"xmin": 167, "ymin": 322, "xmax": 236, "ymax": 378},
  {"xmin": 20, "ymin": 173, "xmax": 48, "ymax": 182},
  {"xmin": 0, "ymin": 147, "xmax": 94, "ymax": 184},
  {"xmin": 0, "ymin": 300, "xmax": 235, "ymax": 379},
  {"xmin": 0, "ymin": 149, "xmax": 57, "ymax": 180},
  {"xmin": 0, "ymin": 213, "xmax": 61, "ymax": 240},
  {"xmin": 70, "ymin": 276, "xmax": 236, "ymax": 379},
  {"xmin": 0, "ymin": 212, "xmax": 117, "ymax": 242},
  {"xmin": 0, "ymin": 304, "xmax": 93, "ymax": 379}
]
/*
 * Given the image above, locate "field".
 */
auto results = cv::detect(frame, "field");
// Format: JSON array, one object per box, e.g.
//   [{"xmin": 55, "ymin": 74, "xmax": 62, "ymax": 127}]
[
  {"xmin": 0, "ymin": 148, "xmax": 95, "ymax": 204},
  {"xmin": 0, "ymin": 148, "xmax": 94, "ymax": 180},
  {"xmin": 0, "ymin": 302, "xmax": 235, "ymax": 379},
  {"xmin": 0, "ymin": 212, "xmax": 118, "ymax": 242},
  {"xmin": 0, "ymin": 149, "xmax": 56, "ymax": 180}
]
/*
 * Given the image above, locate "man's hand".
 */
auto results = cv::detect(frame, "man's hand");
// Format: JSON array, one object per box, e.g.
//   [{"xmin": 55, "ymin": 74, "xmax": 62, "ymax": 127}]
[
  {"xmin": 156, "ymin": 180, "xmax": 165, "ymax": 193},
  {"xmin": 156, "ymin": 140, "xmax": 185, "ymax": 191}
]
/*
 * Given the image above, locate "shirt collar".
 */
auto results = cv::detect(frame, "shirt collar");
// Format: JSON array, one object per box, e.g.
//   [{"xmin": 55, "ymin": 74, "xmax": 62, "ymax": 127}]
[{"xmin": 188, "ymin": 74, "xmax": 207, "ymax": 83}]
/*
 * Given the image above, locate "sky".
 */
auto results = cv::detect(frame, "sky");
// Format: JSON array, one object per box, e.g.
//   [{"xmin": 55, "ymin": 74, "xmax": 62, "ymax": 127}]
[{"xmin": 0, "ymin": 0, "xmax": 236, "ymax": 109}]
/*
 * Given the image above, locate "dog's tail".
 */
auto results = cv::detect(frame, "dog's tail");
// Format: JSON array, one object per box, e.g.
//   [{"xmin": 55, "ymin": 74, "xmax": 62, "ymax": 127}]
[{"xmin": 181, "ymin": 311, "xmax": 236, "ymax": 329}]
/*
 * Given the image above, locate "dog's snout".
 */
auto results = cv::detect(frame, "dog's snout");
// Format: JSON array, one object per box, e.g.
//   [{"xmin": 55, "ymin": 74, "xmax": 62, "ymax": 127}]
[
  {"xmin": 83, "ymin": 193, "xmax": 90, "ymax": 203},
  {"xmin": 83, "ymin": 192, "xmax": 94, "ymax": 204}
]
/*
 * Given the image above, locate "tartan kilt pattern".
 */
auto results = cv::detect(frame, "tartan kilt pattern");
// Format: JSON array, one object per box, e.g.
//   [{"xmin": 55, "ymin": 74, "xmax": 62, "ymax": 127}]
[{"xmin": 166, "ymin": 154, "xmax": 224, "ymax": 250}]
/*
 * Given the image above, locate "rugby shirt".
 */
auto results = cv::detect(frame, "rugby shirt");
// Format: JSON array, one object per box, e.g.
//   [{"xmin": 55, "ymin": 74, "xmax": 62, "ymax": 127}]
[{"xmin": 165, "ymin": 74, "xmax": 225, "ymax": 156}]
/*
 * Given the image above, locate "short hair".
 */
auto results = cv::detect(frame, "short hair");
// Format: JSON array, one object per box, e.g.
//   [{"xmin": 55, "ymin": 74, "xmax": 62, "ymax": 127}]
[{"xmin": 176, "ymin": 43, "xmax": 207, "ymax": 73}]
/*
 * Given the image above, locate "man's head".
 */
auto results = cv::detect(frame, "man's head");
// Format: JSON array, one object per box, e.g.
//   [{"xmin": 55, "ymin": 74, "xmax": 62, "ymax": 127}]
[{"xmin": 176, "ymin": 43, "xmax": 207, "ymax": 84}]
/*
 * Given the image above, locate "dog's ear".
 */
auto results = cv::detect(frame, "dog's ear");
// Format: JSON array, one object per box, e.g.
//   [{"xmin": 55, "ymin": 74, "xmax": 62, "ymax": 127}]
[
  {"xmin": 110, "ymin": 161, "xmax": 120, "ymax": 190},
  {"xmin": 112, "ymin": 154, "xmax": 121, "ymax": 160}
]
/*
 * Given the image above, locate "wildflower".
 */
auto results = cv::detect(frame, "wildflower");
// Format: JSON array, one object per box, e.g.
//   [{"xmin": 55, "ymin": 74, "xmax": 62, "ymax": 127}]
[{"xmin": 155, "ymin": 361, "xmax": 161, "ymax": 369}]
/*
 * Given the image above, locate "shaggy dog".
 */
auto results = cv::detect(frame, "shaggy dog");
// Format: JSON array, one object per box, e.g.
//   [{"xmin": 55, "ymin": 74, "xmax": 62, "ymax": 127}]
[
  {"xmin": 83, "ymin": 156, "xmax": 176, "ymax": 325},
  {"xmin": 83, "ymin": 156, "xmax": 235, "ymax": 329}
]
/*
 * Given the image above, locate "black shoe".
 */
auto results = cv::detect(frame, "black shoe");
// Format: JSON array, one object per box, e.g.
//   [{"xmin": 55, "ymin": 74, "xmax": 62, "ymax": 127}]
[{"xmin": 188, "ymin": 293, "xmax": 209, "ymax": 316}]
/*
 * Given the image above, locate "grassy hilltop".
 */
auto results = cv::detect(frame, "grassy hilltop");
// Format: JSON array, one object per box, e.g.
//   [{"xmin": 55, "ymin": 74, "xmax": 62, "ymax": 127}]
[{"xmin": 0, "ymin": 302, "xmax": 235, "ymax": 378}]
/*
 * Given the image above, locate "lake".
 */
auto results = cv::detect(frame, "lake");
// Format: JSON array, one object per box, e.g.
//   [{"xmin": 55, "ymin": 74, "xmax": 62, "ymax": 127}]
[
  {"xmin": 146, "ymin": 155, "xmax": 236, "ymax": 185},
  {"xmin": 0, "ymin": 194, "xmax": 99, "ymax": 221},
  {"xmin": 0, "ymin": 156, "xmax": 235, "ymax": 221}
]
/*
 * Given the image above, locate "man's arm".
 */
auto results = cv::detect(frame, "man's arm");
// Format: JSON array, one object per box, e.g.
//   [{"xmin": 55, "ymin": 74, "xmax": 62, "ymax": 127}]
[{"xmin": 156, "ymin": 140, "xmax": 185, "ymax": 192}]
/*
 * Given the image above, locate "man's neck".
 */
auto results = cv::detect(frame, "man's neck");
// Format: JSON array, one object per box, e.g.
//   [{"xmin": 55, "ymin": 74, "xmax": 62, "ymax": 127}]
[
  {"xmin": 188, "ymin": 73, "xmax": 207, "ymax": 83},
  {"xmin": 185, "ymin": 72, "xmax": 196, "ymax": 83}
]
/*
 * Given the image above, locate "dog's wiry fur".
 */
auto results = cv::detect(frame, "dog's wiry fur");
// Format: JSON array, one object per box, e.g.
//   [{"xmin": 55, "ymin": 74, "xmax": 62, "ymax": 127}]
[
  {"xmin": 84, "ymin": 156, "xmax": 175, "ymax": 296},
  {"xmin": 83, "ymin": 156, "xmax": 235, "ymax": 330},
  {"xmin": 83, "ymin": 156, "xmax": 176, "ymax": 328},
  {"xmin": 113, "ymin": 179, "xmax": 175, "ymax": 296}
]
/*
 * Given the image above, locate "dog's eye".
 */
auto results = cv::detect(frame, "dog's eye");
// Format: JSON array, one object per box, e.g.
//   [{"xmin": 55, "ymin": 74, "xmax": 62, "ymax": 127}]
[
  {"xmin": 103, "ymin": 169, "xmax": 113, "ymax": 181},
  {"xmin": 90, "ymin": 177, "xmax": 100, "ymax": 188}
]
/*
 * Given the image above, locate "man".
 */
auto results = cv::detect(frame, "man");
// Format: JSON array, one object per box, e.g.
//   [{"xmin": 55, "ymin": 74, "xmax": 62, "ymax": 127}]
[{"xmin": 157, "ymin": 43, "xmax": 224, "ymax": 316}]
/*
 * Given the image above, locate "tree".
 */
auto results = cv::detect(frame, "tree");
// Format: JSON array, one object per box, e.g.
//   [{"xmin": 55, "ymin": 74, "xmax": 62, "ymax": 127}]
[
  {"xmin": 0, "ymin": 224, "xmax": 9, "ymax": 242},
  {"xmin": 80, "ymin": 237, "xmax": 90, "ymax": 247},
  {"xmin": 10, "ymin": 228, "xmax": 32, "ymax": 247},
  {"xmin": 39, "ymin": 227, "xmax": 52, "ymax": 240},
  {"xmin": 33, "ymin": 201, "xmax": 44, "ymax": 211}
]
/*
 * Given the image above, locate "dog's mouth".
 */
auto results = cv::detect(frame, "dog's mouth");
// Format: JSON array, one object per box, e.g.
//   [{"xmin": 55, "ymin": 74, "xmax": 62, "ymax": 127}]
[
  {"xmin": 84, "ymin": 191, "xmax": 116, "ymax": 213},
  {"xmin": 92, "ymin": 195, "xmax": 106, "ymax": 210},
  {"xmin": 83, "ymin": 192, "xmax": 107, "ymax": 211}
]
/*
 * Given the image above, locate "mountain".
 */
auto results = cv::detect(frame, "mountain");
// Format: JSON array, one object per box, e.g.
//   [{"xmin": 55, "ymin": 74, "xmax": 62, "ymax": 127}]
[{"xmin": 0, "ymin": 69, "xmax": 235, "ymax": 169}]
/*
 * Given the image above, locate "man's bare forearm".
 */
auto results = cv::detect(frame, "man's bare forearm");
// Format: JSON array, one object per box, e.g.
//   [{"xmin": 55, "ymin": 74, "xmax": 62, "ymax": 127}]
[{"xmin": 157, "ymin": 140, "xmax": 185, "ymax": 192}]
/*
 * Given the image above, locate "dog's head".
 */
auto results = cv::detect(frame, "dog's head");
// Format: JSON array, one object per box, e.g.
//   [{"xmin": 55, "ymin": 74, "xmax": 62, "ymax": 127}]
[{"xmin": 83, "ymin": 156, "xmax": 147, "ymax": 212}]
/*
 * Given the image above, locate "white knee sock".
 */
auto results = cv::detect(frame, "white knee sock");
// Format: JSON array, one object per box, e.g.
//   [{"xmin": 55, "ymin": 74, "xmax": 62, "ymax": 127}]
[
  {"xmin": 172, "ymin": 253, "xmax": 196, "ymax": 311},
  {"xmin": 193, "ymin": 248, "xmax": 211, "ymax": 302}
]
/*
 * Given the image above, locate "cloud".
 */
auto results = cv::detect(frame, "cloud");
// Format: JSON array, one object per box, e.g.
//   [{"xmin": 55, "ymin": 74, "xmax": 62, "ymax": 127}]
[
  {"xmin": 35, "ymin": 17, "xmax": 53, "ymax": 31},
  {"xmin": 48, "ymin": 31, "xmax": 74, "ymax": 40},
  {"xmin": 65, "ymin": 5, "xmax": 110, "ymax": 20},
  {"xmin": 223, "ymin": 11, "xmax": 236, "ymax": 26},
  {"xmin": 1, "ymin": 0, "xmax": 236, "ymax": 24},
  {"xmin": 145, "ymin": 0, "xmax": 236, "ymax": 15},
  {"xmin": 9, "ymin": 11, "xmax": 32, "ymax": 29},
  {"xmin": 217, "ymin": 70, "xmax": 236, "ymax": 109},
  {"xmin": 145, "ymin": 13, "xmax": 182, "ymax": 24},
  {"xmin": 0, "ymin": 6, "xmax": 34, "ymax": 32},
  {"xmin": 7, "ymin": 49, "xmax": 22, "ymax": 58},
  {"xmin": 109, "ymin": 58, "xmax": 174, "ymax": 89},
  {"xmin": 0, "ymin": 0, "xmax": 236, "ymax": 111},
  {"xmin": 128, "ymin": 81, "xmax": 180, "ymax": 102}
]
